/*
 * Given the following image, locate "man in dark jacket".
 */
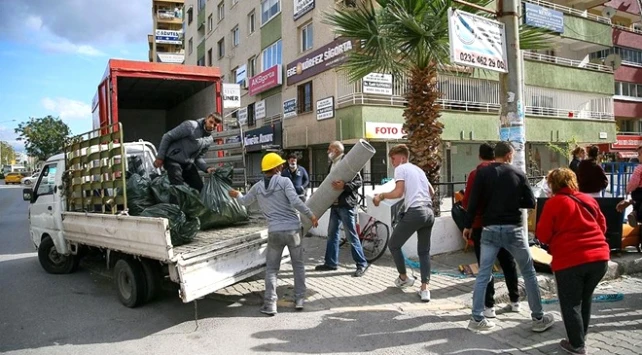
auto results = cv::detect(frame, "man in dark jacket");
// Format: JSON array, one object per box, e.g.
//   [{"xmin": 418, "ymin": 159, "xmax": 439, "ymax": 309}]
[
  {"xmin": 281, "ymin": 154, "xmax": 310, "ymax": 202},
  {"xmin": 576, "ymin": 145, "xmax": 608, "ymax": 197},
  {"xmin": 315, "ymin": 141, "xmax": 368, "ymax": 277},
  {"xmin": 154, "ymin": 113, "xmax": 221, "ymax": 192}
]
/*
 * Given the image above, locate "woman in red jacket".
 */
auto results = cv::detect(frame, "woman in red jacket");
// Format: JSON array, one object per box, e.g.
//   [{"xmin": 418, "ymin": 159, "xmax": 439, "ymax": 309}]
[{"xmin": 536, "ymin": 168, "xmax": 610, "ymax": 355}]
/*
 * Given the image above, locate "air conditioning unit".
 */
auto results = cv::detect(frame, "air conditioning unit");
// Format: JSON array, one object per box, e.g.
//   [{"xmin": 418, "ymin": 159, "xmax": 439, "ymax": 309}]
[
  {"xmin": 633, "ymin": 23, "xmax": 642, "ymax": 31},
  {"xmin": 239, "ymin": 79, "xmax": 249, "ymax": 90}
]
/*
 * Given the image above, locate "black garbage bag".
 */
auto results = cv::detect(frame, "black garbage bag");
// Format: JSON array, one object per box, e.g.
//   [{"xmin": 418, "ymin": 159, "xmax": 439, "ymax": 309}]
[
  {"xmin": 125, "ymin": 173, "xmax": 156, "ymax": 216},
  {"xmin": 451, "ymin": 201, "xmax": 468, "ymax": 233},
  {"xmin": 150, "ymin": 174, "xmax": 172, "ymax": 204},
  {"xmin": 140, "ymin": 203, "xmax": 199, "ymax": 246},
  {"xmin": 200, "ymin": 167, "xmax": 249, "ymax": 229},
  {"xmin": 169, "ymin": 184, "xmax": 209, "ymax": 219}
]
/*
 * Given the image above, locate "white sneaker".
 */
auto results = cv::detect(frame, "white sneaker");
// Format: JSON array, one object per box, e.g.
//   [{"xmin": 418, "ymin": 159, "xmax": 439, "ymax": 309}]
[
  {"xmin": 508, "ymin": 302, "xmax": 521, "ymax": 312},
  {"xmin": 483, "ymin": 307, "xmax": 497, "ymax": 318},
  {"xmin": 394, "ymin": 276, "xmax": 416, "ymax": 288},
  {"xmin": 468, "ymin": 318, "xmax": 496, "ymax": 332},
  {"xmin": 418, "ymin": 289, "xmax": 431, "ymax": 302}
]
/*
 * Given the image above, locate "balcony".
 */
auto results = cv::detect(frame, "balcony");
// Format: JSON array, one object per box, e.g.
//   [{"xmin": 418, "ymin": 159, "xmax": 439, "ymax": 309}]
[
  {"xmin": 523, "ymin": 51, "xmax": 613, "ymax": 72},
  {"xmin": 613, "ymin": 25, "xmax": 642, "ymax": 50},
  {"xmin": 156, "ymin": 9, "xmax": 183, "ymax": 24},
  {"xmin": 523, "ymin": 0, "xmax": 612, "ymax": 24},
  {"xmin": 336, "ymin": 74, "xmax": 615, "ymax": 120}
]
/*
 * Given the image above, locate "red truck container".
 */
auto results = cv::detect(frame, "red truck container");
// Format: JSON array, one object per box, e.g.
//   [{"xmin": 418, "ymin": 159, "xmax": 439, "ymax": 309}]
[{"xmin": 92, "ymin": 59, "xmax": 223, "ymax": 149}]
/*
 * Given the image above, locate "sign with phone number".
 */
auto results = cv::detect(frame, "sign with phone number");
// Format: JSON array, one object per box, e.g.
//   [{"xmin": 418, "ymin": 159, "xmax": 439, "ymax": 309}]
[{"xmin": 448, "ymin": 8, "xmax": 508, "ymax": 73}]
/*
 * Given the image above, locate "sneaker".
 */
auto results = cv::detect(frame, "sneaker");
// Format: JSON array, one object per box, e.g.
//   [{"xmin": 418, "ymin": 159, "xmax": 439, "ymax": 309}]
[
  {"xmin": 295, "ymin": 299, "xmax": 304, "ymax": 310},
  {"xmin": 418, "ymin": 289, "xmax": 431, "ymax": 302},
  {"xmin": 483, "ymin": 307, "xmax": 497, "ymax": 318},
  {"xmin": 315, "ymin": 264, "xmax": 338, "ymax": 271},
  {"xmin": 353, "ymin": 267, "xmax": 367, "ymax": 277},
  {"xmin": 532, "ymin": 313, "xmax": 555, "ymax": 332},
  {"xmin": 468, "ymin": 318, "xmax": 496, "ymax": 332},
  {"xmin": 260, "ymin": 304, "xmax": 277, "ymax": 316},
  {"xmin": 559, "ymin": 339, "xmax": 586, "ymax": 355},
  {"xmin": 628, "ymin": 212, "xmax": 638, "ymax": 228},
  {"xmin": 394, "ymin": 276, "xmax": 416, "ymax": 288},
  {"xmin": 507, "ymin": 302, "xmax": 521, "ymax": 312}
]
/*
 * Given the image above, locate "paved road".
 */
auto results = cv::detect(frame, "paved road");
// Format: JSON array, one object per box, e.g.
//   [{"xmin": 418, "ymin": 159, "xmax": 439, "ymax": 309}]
[{"xmin": 1, "ymin": 181, "xmax": 641, "ymax": 355}]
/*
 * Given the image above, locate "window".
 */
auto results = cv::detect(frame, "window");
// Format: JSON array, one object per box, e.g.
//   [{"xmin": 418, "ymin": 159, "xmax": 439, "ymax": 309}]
[
  {"xmin": 208, "ymin": 14, "xmax": 213, "ymax": 32},
  {"xmin": 198, "ymin": 0, "xmax": 206, "ymax": 10},
  {"xmin": 248, "ymin": 11, "xmax": 256, "ymax": 34},
  {"xmin": 231, "ymin": 68, "xmax": 237, "ymax": 83},
  {"xmin": 207, "ymin": 48, "xmax": 213, "ymax": 66},
  {"xmin": 197, "ymin": 56, "xmax": 205, "ymax": 66},
  {"xmin": 232, "ymin": 26, "xmax": 240, "ymax": 47},
  {"xmin": 297, "ymin": 82, "xmax": 313, "ymax": 113},
  {"xmin": 301, "ymin": 23, "xmax": 313, "ymax": 52},
  {"xmin": 261, "ymin": 39, "xmax": 282, "ymax": 71},
  {"xmin": 217, "ymin": 38, "xmax": 225, "ymax": 58},
  {"xmin": 187, "ymin": 7, "xmax": 194, "ymax": 24},
  {"xmin": 188, "ymin": 37, "xmax": 193, "ymax": 54},
  {"xmin": 248, "ymin": 56, "xmax": 256, "ymax": 77},
  {"xmin": 261, "ymin": 0, "xmax": 280, "ymax": 25},
  {"xmin": 217, "ymin": 1, "xmax": 225, "ymax": 21},
  {"xmin": 35, "ymin": 164, "xmax": 57, "ymax": 196},
  {"xmin": 247, "ymin": 103, "xmax": 256, "ymax": 127}
]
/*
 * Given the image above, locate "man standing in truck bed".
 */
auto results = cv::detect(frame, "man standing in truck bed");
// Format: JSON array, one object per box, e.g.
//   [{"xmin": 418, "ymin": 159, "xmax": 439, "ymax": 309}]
[{"xmin": 154, "ymin": 113, "xmax": 221, "ymax": 192}]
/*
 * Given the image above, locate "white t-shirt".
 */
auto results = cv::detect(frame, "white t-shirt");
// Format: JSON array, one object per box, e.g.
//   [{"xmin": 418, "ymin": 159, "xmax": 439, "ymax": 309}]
[{"xmin": 394, "ymin": 163, "xmax": 432, "ymax": 210}]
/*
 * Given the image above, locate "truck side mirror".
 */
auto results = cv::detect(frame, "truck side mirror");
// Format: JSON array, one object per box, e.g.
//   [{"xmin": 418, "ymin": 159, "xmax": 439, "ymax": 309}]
[{"xmin": 23, "ymin": 188, "xmax": 34, "ymax": 203}]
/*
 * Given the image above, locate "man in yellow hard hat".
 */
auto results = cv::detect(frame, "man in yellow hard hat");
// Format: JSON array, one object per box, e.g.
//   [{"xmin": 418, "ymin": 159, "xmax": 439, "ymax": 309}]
[{"xmin": 229, "ymin": 152, "xmax": 319, "ymax": 316}]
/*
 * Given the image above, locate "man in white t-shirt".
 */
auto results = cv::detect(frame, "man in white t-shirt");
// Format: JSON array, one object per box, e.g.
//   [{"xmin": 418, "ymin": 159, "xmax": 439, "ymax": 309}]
[{"xmin": 373, "ymin": 144, "xmax": 435, "ymax": 302}]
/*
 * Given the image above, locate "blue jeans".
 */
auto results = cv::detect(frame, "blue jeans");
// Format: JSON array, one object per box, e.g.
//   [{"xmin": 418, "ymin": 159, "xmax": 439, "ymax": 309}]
[
  {"xmin": 472, "ymin": 225, "xmax": 543, "ymax": 321},
  {"xmin": 325, "ymin": 206, "xmax": 368, "ymax": 268}
]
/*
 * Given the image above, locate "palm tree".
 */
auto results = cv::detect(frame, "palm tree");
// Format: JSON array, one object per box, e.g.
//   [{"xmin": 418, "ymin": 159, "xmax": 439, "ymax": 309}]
[{"xmin": 325, "ymin": 0, "xmax": 550, "ymax": 215}]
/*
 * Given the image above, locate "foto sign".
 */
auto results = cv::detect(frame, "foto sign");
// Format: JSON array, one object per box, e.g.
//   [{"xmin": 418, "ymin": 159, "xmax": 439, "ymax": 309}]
[
  {"xmin": 448, "ymin": 8, "xmax": 508, "ymax": 73},
  {"xmin": 316, "ymin": 96, "xmax": 334, "ymax": 121},
  {"xmin": 222, "ymin": 83, "xmax": 241, "ymax": 109},
  {"xmin": 283, "ymin": 98, "xmax": 297, "ymax": 118},
  {"xmin": 524, "ymin": 3, "xmax": 564, "ymax": 33},
  {"xmin": 365, "ymin": 122, "xmax": 406, "ymax": 139},
  {"xmin": 363, "ymin": 73, "xmax": 393, "ymax": 95}
]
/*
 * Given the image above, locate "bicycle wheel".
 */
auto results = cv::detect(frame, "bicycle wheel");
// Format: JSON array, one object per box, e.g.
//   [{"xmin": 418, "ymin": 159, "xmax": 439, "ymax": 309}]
[{"xmin": 361, "ymin": 221, "xmax": 390, "ymax": 263}]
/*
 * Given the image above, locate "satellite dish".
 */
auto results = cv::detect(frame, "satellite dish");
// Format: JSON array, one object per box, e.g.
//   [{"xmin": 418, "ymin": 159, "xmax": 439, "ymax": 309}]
[
  {"xmin": 602, "ymin": 6, "xmax": 616, "ymax": 19},
  {"xmin": 604, "ymin": 54, "xmax": 622, "ymax": 69}
]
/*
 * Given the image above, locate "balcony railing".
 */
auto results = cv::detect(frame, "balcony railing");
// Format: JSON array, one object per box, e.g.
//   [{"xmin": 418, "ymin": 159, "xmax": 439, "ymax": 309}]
[
  {"xmin": 157, "ymin": 10, "xmax": 183, "ymax": 21},
  {"xmin": 613, "ymin": 24, "xmax": 642, "ymax": 36},
  {"xmin": 523, "ymin": 51, "xmax": 614, "ymax": 73},
  {"xmin": 522, "ymin": 0, "xmax": 612, "ymax": 24},
  {"xmin": 336, "ymin": 74, "xmax": 615, "ymax": 120}
]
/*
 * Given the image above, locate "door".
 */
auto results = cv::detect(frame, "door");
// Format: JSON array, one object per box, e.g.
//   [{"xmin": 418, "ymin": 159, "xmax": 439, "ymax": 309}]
[{"xmin": 30, "ymin": 161, "xmax": 64, "ymax": 252}]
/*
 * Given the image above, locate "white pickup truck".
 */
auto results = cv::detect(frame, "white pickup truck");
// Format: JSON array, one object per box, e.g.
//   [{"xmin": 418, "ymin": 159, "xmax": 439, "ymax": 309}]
[{"xmin": 23, "ymin": 134, "xmax": 272, "ymax": 308}]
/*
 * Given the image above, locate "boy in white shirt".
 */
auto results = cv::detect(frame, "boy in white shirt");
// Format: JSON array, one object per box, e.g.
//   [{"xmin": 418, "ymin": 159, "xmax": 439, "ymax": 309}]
[{"xmin": 374, "ymin": 144, "xmax": 435, "ymax": 302}]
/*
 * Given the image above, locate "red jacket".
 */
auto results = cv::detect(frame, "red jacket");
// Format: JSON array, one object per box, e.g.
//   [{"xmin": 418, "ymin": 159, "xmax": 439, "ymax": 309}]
[
  {"xmin": 536, "ymin": 187, "xmax": 610, "ymax": 272},
  {"xmin": 462, "ymin": 161, "xmax": 492, "ymax": 229}
]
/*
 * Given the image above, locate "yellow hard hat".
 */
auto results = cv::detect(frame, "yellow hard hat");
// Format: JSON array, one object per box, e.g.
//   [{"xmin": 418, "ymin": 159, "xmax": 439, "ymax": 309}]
[{"xmin": 261, "ymin": 152, "xmax": 286, "ymax": 172}]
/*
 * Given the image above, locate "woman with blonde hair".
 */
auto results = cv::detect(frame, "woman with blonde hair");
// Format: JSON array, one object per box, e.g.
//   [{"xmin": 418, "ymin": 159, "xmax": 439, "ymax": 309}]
[{"xmin": 536, "ymin": 168, "xmax": 610, "ymax": 355}]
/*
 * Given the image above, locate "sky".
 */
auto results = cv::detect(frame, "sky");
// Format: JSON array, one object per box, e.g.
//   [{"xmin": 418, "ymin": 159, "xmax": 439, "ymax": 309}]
[{"xmin": 0, "ymin": 0, "xmax": 152, "ymax": 153}]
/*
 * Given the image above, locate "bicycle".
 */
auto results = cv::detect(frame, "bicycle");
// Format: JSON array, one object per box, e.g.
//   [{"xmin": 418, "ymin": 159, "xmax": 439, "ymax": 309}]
[{"xmin": 339, "ymin": 206, "xmax": 391, "ymax": 263}]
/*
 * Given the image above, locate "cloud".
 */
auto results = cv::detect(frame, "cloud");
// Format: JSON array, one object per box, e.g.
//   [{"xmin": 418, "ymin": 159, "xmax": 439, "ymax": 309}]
[
  {"xmin": 41, "ymin": 97, "xmax": 91, "ymax": 121},
  {"xmin": 0, "ymin": 1, "xmax": 152, "ymax": 51},
  {"xmin": 41, "ymin": 41, "xmax": 105, "ymax": 57}
]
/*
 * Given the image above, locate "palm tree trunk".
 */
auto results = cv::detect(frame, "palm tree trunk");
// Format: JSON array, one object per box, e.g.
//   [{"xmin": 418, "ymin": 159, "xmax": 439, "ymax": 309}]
[{"xmin": 402, "ymin": 65, "xmax": 444, "ymax": 216}]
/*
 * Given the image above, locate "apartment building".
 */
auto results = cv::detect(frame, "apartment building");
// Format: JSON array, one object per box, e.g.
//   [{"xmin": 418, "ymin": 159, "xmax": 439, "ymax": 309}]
[
  {"xmin": 149, "ymin": 0, "xmax": 186, "ymax": 63},
  {"xmin": 182, "ymin": 0, "xmax": 631, "ymax": 183}
]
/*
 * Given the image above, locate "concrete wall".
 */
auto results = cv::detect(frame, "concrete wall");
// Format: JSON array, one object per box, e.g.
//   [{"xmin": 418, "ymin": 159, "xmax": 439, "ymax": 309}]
[{"xmin": 119, "ymin": 109, "xmax": 167, "ymax": 148}]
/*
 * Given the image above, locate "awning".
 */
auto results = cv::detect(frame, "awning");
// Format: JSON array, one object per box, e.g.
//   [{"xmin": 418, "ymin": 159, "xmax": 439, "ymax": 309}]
[{"xmin": 617, "ymin": 151, "xmax": 638, "ymax": 159}]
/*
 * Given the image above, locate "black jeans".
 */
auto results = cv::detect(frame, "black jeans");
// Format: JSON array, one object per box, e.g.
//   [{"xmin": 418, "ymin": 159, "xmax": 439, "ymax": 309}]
[
  {"xmin": 164, "ymin": 159, "xmax": 204, "ymax": 192},
  {"xmin": 555, "ymin": 261, "xmax": 608, "ymax": 349},
  {"xmin": 472, "ymin": 227, "xmax": 520, "ymax": 307}
]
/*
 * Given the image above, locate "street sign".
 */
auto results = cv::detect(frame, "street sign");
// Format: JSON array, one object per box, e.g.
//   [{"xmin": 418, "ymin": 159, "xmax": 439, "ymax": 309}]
[{"xmin": 448, "ymin": 8, "xmax": 508, "ymax": 73}]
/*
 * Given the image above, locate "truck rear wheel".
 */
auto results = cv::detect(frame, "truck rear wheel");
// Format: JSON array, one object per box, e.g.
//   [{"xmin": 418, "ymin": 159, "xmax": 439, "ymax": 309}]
[
  {"xmin": 38, "ymin": 236, "xmax": 79, "ymax": 274},
  {"xmin": 141, "ymin": 259, "xmax": 161, "ymax": 303},
  {"xmin": 114, "ymin": 258, "xmax": 147, "ymax": 308}
]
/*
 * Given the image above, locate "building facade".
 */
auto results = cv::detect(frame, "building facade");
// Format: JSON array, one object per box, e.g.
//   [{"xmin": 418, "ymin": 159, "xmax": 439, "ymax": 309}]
[
  {"xmin": 182, "ymin": 0, "xmax": 639, "ymax": 183},
  {"xmin": 149, "ymin": 0, "xmax": 186, "ymax": 64}
]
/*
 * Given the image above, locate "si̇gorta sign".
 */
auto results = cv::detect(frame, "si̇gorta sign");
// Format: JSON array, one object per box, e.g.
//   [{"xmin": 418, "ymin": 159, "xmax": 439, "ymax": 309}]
[{"xmin": 448, "ymin": 8, "xmax": 508, "ymax": 73}]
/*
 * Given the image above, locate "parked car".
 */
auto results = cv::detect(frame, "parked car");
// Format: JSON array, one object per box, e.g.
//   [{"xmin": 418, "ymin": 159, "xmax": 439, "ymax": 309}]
[
  {"xmin": 21, "ymin": 172, "xmax": 40, "ymax": 186},
  {"xmin": 4, "ymin": 172, "xmax": 23, "ymax": 184},
  {"xmin": 0, "ymin": 171, "xmax": 5, "ymax": 179}
]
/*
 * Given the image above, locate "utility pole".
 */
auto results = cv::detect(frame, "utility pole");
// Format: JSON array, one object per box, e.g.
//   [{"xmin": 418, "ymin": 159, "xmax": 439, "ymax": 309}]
[{"xmin": 497, "ymin": 0, "xmax": 529, "ymax": 226}]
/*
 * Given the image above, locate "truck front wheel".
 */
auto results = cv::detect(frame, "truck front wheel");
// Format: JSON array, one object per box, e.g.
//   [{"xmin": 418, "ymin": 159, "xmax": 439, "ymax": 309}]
[
  {"xmin": 114, "ymin": 258, "xmax": 147, "ymax": 308},
  {"xmin": 38, "ymin": 236, "xmax": 79, "ymax": 274}
]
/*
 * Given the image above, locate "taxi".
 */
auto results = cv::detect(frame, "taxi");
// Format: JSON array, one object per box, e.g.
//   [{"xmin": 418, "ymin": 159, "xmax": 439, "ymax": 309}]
[{"xmin": 4, "ymin": 172, "xmax": 24, "ymax": 184}]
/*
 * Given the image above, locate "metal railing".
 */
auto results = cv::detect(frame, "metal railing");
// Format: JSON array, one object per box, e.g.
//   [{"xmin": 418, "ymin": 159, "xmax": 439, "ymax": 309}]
[
  {"xmin": 523, "ymin": 0, "xmax": 612, "ymax": 24},
  {"xmin": 522, "ymin": 51, "xmax": 613, "ymax": 73},
  {"xmin": 524, "ymin": 106, "xmax": 614, "ymax": 120},
  {"xmin": 613, "ymin": 24, "xmax": 642, "ymax": 36}
]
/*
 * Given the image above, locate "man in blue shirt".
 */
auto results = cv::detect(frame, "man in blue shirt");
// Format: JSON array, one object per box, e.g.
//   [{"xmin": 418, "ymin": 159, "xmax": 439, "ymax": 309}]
[{"xmin": 281, "ymin": 154, "xmax": 310, "ymax": 202}]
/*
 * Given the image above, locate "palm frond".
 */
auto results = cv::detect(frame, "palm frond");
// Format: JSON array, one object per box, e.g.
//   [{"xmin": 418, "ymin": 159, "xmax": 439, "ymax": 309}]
[{"xmin": 519, "ymin": 25, "xmax": 556, "ymax": 50}]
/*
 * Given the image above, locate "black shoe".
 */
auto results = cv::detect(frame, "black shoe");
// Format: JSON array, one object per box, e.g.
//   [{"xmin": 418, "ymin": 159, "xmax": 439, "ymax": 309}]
[
  {"xmin": 559, "ymin": 339, "xmax": 586, "ymax": 354},
  {"xmin": 315, "ymin": 264, "xmax": 338, "ymax": 271},
  {"xmin": 353, "ymin": 266, "xmax": 368, "ymax": 277}
]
